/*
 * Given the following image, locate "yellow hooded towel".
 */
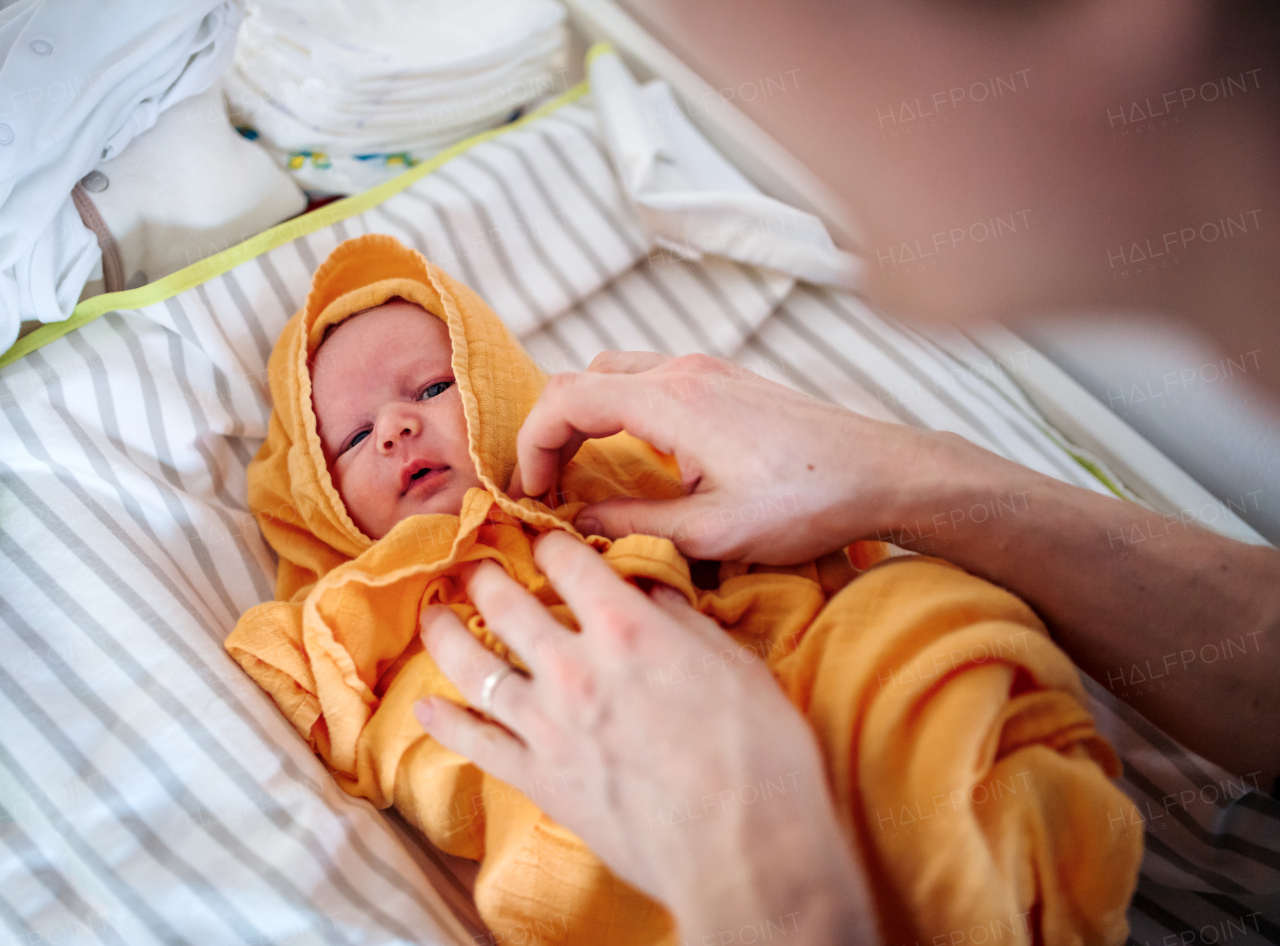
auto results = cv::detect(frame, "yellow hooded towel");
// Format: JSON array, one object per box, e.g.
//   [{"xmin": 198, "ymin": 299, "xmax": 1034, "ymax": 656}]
[{"xmin": 226, "ymin": 234, "xmax": 1142, "ymax": 946}]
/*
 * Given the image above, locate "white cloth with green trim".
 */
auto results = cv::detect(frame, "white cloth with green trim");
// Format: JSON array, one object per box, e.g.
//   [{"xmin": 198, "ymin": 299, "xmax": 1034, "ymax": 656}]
[{"xmin": 0, "ymin": 0, "xmax": 243, "ymax": 351}]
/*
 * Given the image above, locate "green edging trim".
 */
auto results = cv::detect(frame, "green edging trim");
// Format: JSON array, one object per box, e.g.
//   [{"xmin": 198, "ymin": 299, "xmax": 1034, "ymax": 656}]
[
  {"xmin": 1, "ymin": 70, "xmax": 601, "ymax": 370},
  {"xmin": 976, "ymin": 377, "xmax": 1131, "ymax": 501},
  {"xmin": 1063, "ymin": 451, "xmax": 1128, "ymax": 500},
  {"xmin": 900, "ymin": 319, "xmax": 1133, "ymax": 501},
  {"xmin": 585, "ymin": 40, "xmax": 615, "ymax": 68}
]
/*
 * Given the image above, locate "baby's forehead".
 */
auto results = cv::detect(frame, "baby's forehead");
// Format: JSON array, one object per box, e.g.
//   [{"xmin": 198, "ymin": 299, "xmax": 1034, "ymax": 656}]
[{"xmin": 313, "ymin": 300, "xmax": 451, "ymax": 366}]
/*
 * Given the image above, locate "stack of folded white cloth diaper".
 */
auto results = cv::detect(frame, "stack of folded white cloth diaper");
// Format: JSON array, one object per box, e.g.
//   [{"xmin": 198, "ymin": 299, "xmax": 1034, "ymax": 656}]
[
  {"xmin": 0, "ymin": 0, "xmax": 244, "ymax": 354},
  {"xmin": 225, "ymin": 0, "xmax": 569, "ymax": 194}
]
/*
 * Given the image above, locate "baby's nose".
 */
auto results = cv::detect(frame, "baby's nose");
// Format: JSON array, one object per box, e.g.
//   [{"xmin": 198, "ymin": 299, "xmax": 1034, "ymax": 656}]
[{"xmin": 377, "ymin": 410, "xmax": 423, "ymax": 454}]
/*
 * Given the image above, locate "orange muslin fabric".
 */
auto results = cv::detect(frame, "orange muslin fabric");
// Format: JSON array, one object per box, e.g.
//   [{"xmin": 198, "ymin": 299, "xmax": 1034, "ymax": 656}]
[{"xmin": 226, "ymin": 234, "xmax": 1141, "ymax": 946}]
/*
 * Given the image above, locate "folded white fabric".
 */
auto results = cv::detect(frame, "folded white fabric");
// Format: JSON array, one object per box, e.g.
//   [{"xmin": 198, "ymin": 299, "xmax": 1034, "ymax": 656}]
[
  {"xmin": 589, "ymin": 50, "xmax": 864, "ymax": 290},
  {"xmin": 0, "ymin": 0, "xmax": 243, "ymax": 353},
  {"xmin": 78, "ymin": 83, "xmax": 307, "ymax": 299},
  {"xmin": 225, "ymin": 0, "xmax": 568, "ymax": 193}
]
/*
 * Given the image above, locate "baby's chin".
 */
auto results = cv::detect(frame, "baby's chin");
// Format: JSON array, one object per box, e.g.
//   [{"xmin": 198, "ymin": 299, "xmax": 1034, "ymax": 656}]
[
  {"xmin": 397, "ymin": 468, "xmax": 485, "ymax": 522},
  {"xmin": 402, "ymin": 480, "xmax": 475, "ymax": 519},
  {"xmin": 352, "ymin": 473, "xmax": 483, "ymax": 540}
]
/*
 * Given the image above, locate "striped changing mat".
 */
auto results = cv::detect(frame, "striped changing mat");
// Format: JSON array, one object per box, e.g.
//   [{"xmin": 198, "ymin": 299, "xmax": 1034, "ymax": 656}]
[{"xmin": 2, "ymin": 85, "xmax": 1276, "ymax": 945}]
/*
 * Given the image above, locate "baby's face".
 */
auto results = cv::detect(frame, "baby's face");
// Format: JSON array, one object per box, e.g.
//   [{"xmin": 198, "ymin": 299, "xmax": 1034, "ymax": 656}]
[{"xmin": 310, "ymin": 301, "xmax": 482, "ymax": 539}]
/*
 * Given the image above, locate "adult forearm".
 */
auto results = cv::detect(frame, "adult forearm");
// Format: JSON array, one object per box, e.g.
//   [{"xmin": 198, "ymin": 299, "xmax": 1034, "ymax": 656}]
[{"xmin": 872, "ymin": 446, "xmax": 1280, "ymax": 785}]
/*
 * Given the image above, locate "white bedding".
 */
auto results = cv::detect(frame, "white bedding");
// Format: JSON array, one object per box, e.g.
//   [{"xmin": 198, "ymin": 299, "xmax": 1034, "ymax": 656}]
[
  {"xmin": 0, "ymin": 0, "xmax": 244, "ymax": 350},
  {"xmin": 3, "ymin": 83, "xmax": 1270, "ymax": 944}
]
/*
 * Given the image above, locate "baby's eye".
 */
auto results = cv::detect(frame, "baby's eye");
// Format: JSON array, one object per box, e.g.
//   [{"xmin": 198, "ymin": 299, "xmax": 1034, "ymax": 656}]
[
  {"xmin": 342, "ymin": 429, "xmax": 370, "ymax": 454},
  {"xmin": 419, "ymin": 380, "xmax": 453, "ymax": 400}
]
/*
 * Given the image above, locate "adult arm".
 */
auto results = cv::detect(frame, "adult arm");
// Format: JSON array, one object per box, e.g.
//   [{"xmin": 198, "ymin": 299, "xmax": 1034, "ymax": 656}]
[
  {"xmin": 416, "ymin": 533, "xmax": 876, "ymax": 945},
  {"xmin": 510, "ymin": 352, "xmax": 1280, "ymax": 786},
  {"xmin": 900, "ymin": 459, "xmax": 1280, "ymax": 790}
]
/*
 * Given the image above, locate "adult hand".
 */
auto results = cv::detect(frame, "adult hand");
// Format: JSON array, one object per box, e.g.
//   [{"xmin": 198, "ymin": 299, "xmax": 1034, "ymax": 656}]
[
  {"xmin": 508, "ymin": 351, "xmax": 1021, "ymax": 564},
  {"xmin": 415, "ymin": 530, "xmax": 875, "ymax": 944},
  {"xmin": 511, "ymin": 363, "xmax": 1280, "ymax": 786}
]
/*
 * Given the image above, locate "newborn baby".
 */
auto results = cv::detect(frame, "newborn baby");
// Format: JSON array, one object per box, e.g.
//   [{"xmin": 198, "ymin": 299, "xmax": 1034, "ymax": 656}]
[
  {"xmin": 310, "ymin": 298, "xmax": 480, "ymax": 536},
  {"xmin": 227, "ymin": 234, "xmax": 1141, "ymax": 946}
]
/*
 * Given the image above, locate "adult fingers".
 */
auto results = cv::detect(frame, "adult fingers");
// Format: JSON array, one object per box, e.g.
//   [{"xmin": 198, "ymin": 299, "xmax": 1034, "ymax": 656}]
[
  {"xmin": 507, "ymin": 431, "xmax": 585, "ymax": 501},
  {"xmin": 506, "ymin": 462, "xmax": 529, "ymax": 501},
  {"xmin": 574, "ymin": 494, "xmax": 703, "ymax": 541},
  {"xmin": 463, "ymin": 561, "xmax": 579, "ymax": 675},
  {"xmin": 646, "ymin": 583, "xmax": 727, "ymax": 649},
  {"xmin": 586, "ymin": 350, "xmax": 670, "ymax": 374},
  {"xmin": 514, "ymin": 372, "xmax": 679, "ymax": 498},
  {"xmin": 414, "ymin": 696, "xmax": 530, "ymax": 789},
  {"xmin": 508, "ymin": 353, "xmax": 672, "ymax": 498},
  {"xmin": 530, "ymin": 531, "xmax": 661, "ymax": 652},
  {"xmin": 420, "ymin": 604, "xmax": 536, "ymax": 732},
  {"xmin": 575, "ymin": 493, "xmax": 744, "ymax": 561}
]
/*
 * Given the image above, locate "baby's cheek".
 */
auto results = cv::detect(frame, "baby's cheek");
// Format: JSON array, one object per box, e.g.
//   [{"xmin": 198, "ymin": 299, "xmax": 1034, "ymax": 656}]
[
  {"xmin": 328, "ymin": 467, "xmax": 356, "ymax": 517},
  {"xmin": 449, "ymin": 401, "xmax": 480, "ymax": 473},
  {"xmin": 332, "ymin": 461, "xmax": 381, "ymax": 535}
]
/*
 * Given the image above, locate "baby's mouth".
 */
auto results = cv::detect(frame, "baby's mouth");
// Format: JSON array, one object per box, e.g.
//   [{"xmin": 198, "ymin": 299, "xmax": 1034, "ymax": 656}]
[{"xmin": 402, "ymin": 464, "xmax": 450, "ymax": 496}]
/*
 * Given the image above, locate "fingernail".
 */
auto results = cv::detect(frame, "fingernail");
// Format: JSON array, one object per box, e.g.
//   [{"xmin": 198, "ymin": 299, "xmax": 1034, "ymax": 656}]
[
  {"xmin": 507, "ymin": 468, "xmax": 525, "ymax": 499},
  {"xmin": 575, "ymin": 516, "xmax": 601, "ymax": 536},
  {"xmin": 413, "ymin": 699, "xmax": 435, "ymax": 729},
  {"xmin": 419, "ymin": 604, "xmax": 446, "ymax": 638}
]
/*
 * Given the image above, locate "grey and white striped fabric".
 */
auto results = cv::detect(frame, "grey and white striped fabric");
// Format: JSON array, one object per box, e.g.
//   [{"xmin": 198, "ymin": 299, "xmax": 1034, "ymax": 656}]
[
  {"xmin": 1081, "ymin": 676, "xmax": 1280, "ymax": 946},
  {"xmin": 2, "ymin": 90, "xmax": 1273, "ymax": 945}
]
